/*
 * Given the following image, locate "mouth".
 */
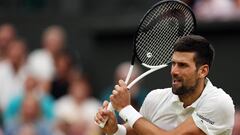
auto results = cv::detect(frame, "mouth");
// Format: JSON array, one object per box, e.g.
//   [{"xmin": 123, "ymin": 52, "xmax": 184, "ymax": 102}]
[{"xmin": 172, "ymin": 78, "xmax": 182, "ymax": 85}]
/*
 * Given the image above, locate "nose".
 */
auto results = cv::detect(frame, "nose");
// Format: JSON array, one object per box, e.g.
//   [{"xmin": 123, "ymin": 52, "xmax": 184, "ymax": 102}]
[{"xmin": 171, "ymin": 64, "xmax": 179, "ymax": 76}]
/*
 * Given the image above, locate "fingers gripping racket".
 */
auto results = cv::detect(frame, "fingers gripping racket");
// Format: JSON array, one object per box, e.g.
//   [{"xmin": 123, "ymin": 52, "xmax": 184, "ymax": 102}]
[{"xmin": 99, "ymin": 0, "xmax": 196, "ymax": 128}]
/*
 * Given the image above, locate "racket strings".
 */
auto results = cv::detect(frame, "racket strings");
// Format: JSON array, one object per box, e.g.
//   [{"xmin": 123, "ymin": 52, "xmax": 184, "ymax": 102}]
[
  {"xmin": 137, "ymin": 16, "xmax": 177, "ymax": 65},
  {"xmin": 135, "ymin": 1, "xmax": 195, "ymax": 66},
  {"xmin": 137, "ymin": 23, "xmax": 174, "ymax": 65},
  {"xmin": 137, "ymin": 18, "xmax": 179, "ymax": 65}
]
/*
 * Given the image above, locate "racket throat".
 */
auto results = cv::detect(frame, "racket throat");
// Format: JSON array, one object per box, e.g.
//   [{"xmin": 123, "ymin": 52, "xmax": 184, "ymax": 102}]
[{"xmin": 127, "ymin": 64, "xmax": 168, "ymax": 89}]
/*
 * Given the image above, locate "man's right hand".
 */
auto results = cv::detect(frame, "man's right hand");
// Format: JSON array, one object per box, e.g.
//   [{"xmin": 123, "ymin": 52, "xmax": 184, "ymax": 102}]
[{"xmin": 95, "ymin": 101, "xmax": 118, "ymax": 134}]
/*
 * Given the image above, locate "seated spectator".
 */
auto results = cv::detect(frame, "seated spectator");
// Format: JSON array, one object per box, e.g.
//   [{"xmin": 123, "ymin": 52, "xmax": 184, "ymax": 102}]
[
  {"xmin": 0, "ymin": 38, "xmax": 28, "ymax": 110},
  {"xmin": 3, "ymin": 74, "xmax": 54, "ymax": 124},
  {"xmin": 4, "ymin": 94, "xmax": 53, "ymax": 135},
  {"xmin": 0, "ymin": 23, "xmax": 16, "ymax": 128},
  {"xmin": 50, "ymin": 51, "xmax": 73, "ymax": 100},
  {"xmin": 54, "ymin": 70, "xmax": 101, "ymax": 135}
]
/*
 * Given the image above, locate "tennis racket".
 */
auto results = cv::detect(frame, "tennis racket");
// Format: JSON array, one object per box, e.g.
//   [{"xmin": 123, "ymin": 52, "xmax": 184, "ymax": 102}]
[{"xmin": 99, "ymin": 0, "xmax": 196, "ymax": 128}]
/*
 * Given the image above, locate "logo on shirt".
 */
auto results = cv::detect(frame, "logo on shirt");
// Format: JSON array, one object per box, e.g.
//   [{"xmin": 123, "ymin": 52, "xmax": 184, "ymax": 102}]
[{"xmin": 197, "ymin": 113, "xmax": 215, "ymax": 125}]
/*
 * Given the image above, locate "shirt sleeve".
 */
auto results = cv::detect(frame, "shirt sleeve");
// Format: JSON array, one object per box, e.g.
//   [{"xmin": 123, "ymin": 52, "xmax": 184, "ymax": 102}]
[{"xmin": 192, "ymin": 93, "xmax": 235, "ymax": 135}]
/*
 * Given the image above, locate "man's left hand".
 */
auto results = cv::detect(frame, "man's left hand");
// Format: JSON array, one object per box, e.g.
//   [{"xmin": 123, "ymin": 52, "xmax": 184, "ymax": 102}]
[{"xmin": 110, "ymin": 80, "xmax": 131, "ymax": 112}]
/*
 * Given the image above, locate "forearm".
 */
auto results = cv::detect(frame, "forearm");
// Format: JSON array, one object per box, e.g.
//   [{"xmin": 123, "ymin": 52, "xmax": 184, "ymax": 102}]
[
  {"xmin": 124, "ymin": 123, "xmax": 138, "ymax": 135},
  {"xmin": 115, "ymin": 118, "xmax": 168, "ymax": 135}
]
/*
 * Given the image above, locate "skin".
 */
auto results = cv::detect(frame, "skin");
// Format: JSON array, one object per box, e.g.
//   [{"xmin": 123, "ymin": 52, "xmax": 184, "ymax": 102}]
[{"xmin": 95, "ymin": 51, "xmax": 209, "ymax": 135}]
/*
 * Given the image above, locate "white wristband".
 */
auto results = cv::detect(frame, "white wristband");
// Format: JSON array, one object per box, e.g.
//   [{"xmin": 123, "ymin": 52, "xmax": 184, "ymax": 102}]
[
  {"xmin": 113, "ymin": 124, "xmax": 126, "ymax": 135},
  {"xmin": 119, "ymin": 105, "xmax": 143, "ymax": 128}
]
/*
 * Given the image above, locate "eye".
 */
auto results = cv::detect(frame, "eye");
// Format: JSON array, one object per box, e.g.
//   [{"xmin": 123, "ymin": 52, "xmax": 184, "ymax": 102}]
[{"xmin": 178, "ymin": 63, "xmax": 187, "ymax": 68}]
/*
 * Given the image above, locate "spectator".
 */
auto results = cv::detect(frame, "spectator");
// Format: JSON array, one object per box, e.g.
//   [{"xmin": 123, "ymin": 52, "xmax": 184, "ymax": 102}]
[
  {"xmin": 4, "ymin": 95, "xmax": 52, "ymax": 135},
  {"xmin": 4, "ymin": 94, "xmax": 53, "ymax": 135},
  {"xmin": 50, "ymin": 51, "xmax": 73, "ymax": 100},
  {"xmin": 0, "ymin": 24, "xmax": 17, "ymax": 126},
  {"xmin": 27, "ymin": 25, "xmax": 66, "ymax": 93},
  {"xmin": 0, "ymin": 23, "xmax": 16, "ymax": 61},
  {"xmin": 3, "ymin": 74, "xmax": 55, "ymax": 124},
  {"xmin": 54, "ymin": 70, "xmax": 101, "ymax": 135},
  {"xmin": 0, "ymin": 38, "xmax": 28, "ymax": 110}
]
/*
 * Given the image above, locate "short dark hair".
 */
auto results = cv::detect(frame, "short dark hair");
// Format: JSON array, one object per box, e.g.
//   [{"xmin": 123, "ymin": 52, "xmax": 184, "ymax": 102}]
[{"xmin": 173, "ymin": 35, "xmax": 215, "ymax": 70}]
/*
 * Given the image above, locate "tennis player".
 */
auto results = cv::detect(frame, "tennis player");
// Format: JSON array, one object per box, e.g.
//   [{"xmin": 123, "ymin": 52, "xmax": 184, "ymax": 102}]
[{"xmin": 95, "ymin": 35, "xmax": 235, "ymax": 135}]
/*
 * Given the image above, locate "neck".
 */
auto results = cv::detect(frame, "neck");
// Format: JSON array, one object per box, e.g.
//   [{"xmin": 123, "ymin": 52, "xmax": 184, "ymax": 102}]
[
  {"xmin": 12, "ymin": 62, "xmax": 21, "ymax": 72},
  {"xmin": 179, "ymin": 78, "xmax": 206, "ymax": 108}
]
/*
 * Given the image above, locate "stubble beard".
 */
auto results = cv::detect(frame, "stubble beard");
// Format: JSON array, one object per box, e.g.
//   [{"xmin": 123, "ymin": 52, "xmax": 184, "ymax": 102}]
[{"xmin": 172, "ymin": 78, "xmax": 199, "ymax": 96}]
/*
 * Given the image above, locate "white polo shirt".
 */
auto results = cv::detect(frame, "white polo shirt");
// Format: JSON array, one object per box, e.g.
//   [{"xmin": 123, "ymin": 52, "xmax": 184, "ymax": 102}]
[{"xmin": 140, "ymin": 79, "xmax": 235, "ymax": 135}]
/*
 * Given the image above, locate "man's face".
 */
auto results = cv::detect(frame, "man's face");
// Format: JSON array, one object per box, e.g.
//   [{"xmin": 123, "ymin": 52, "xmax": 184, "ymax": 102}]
[{"xmin": 171, "ymin": 51, "xmax": 200, "ymax": 95}]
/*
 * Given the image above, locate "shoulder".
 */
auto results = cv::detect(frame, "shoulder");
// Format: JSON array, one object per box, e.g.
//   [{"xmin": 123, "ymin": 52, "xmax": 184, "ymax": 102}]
[
  {"xmin": 142, "ymin": 88, "xmax": 173, "ymax": 108},
  {"xmin": 201, "ymin": 85, "xmax": 234, "ymax": 112},
  {"xmin": 82, "ymin": 98, "xmax": 101, "ymax": 115},
  {"xmin": 197, "ymin": 79, "xmax": 234, "ymax": 110},
  {"xmin": 83, "ymin": 98, "xmax": 101, "ymax": 108},
  {"xmin": 140, "ymin": 88, "xmax": 173, "ymax": 119},
  {"xmin": 145, "ymin": 88, "xmax": 172, "ymax": 101},
  {"xmin": 54, "ymin": 96, "xmax": 75, "ymax": 118},
  {"xmin": 147, "ymin": 88, "xmax": 172, "ymax": 97},
  {"xmin": 193, "ymin": 81, "xmax": 235, "ymax": 134}
]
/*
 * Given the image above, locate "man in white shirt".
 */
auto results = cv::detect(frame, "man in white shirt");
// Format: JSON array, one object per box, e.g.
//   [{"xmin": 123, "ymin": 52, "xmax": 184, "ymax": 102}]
[
  {"xmin": 95, "ymin": 35, "xmax": 235, "ymax": 135},
  {"xmin": 0, "ymin": 38, "xmax": 28, "ymax": 110}
]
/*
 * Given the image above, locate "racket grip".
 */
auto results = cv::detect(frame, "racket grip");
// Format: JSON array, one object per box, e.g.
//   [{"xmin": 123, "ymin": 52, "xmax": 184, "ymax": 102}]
[{"xmin": 98, "ymin": 102, "xmax": 115, "ymax": 128}]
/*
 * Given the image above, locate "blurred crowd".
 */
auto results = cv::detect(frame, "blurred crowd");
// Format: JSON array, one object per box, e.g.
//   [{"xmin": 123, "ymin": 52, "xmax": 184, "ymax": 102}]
[
  {"xmin": 0, "ymin": 23, "xmax": 149, "ymax": 135},
  {"xmin": 1, "ymin": 0, "xmax": 240, "ymax": 22},
  {"xmin": 0, "ymin": 23, "xmax": 104, "ymax": 135},
  {"xmin": 183, "ymin": 0, "xmax": 240, "ymax": 21}
]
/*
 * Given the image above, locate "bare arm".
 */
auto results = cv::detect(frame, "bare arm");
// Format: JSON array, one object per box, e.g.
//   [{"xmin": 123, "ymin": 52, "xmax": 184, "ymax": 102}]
[
  {"xmin": 132, "ymin": 116, "xmax": 205, "ymax": 135},
  {"xmin": 111, "ymin": 80, "xmax": 205, "ymax": 135},
  {"xmin": 124, "ymin": 124, "xmax": 137, "ymax": 135},
  {"xmin": 122, "ymin": 114, "xmax": 204, "ymax": 135}
]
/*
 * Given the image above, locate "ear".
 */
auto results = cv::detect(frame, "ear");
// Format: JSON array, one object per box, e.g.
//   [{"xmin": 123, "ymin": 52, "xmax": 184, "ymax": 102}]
[{"xmin": 198, "ymin": 64, "xmax": 209, "ymax": 78}]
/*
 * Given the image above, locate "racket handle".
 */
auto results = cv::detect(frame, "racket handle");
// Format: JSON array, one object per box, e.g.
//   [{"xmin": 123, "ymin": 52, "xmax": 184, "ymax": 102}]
[{"xmin": 98, "ymin": 102, "xmax": 115, "ymax": 128}]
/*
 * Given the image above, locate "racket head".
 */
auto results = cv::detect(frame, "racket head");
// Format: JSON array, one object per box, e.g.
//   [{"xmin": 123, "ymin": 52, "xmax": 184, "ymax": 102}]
[{"xmin": 133, "ymin": 0, "xmax": 196, "ymax": 67}]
